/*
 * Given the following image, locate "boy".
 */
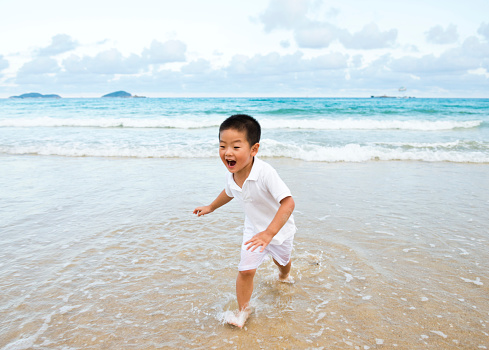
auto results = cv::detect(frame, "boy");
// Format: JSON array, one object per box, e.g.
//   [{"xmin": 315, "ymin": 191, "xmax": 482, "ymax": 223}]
[{"xmin": 193, "ymin": 114, "xmax": 296, "ymax": 328}]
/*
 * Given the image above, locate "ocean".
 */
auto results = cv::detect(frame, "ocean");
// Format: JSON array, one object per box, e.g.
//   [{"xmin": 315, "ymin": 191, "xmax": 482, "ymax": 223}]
[
  {"xmin": 1, "ymin": 98, "xmax": 488, "ymax": 162},
  {"xmin": 1, "ymin": 97, "xmax": 488, "ymax": 349}
]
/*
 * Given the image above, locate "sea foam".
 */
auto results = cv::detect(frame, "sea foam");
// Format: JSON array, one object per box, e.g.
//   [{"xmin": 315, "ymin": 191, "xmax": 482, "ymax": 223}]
[
  {"xmin": 0, "ymin": 117, "xmax": 219, "ymax": 129},
  {"xmin": 260, "ymin": 118, "xmax": 482, "ymax": 131},
  {"xmin": 2, "ymin": 140, "xmax": 488, "ymax": 163},
  {"xmin": 259, "ymin": 139, "xmax": 489, "ymax": 163},
  {"xmin": 0, "ymin": 117, "xmax": 482, "ymax": 131}
]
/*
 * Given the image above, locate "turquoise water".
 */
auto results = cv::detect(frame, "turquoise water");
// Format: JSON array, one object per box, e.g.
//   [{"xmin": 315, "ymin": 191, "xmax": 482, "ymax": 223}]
[{"xmin": 1, "ymin": 97, "xmax": 488, "ymax": 162}]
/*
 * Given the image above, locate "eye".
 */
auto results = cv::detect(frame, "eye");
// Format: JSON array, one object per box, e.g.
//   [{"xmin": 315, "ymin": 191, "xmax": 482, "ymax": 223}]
[{"xmin": 234, "ymin": 146, "xmax": 240, "ymax": 149}]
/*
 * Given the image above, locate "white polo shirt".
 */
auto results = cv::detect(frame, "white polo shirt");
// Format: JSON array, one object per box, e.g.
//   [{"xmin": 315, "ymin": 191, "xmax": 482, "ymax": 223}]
[{"xmin": 224, "ymin": 157, "xmax": 296, "ymax": 245}]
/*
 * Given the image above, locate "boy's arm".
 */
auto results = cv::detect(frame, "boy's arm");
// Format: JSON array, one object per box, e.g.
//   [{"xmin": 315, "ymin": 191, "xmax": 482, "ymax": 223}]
[
  {"xmin": 245, "ymin": 196, "xmax": 295, "ymax": 252},
  {"xmin": 193, "ymin": 189, "xmax": 233, "ymax": 217}
]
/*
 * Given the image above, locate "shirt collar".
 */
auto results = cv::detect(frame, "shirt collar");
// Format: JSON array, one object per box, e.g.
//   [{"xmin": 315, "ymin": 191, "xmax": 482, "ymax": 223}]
[
  {"xmin": 246, "ymin": 157, "xmax": 262, "ymax": 182},
  {"xmin": 228, "ymin": 157, "xmax": 262, "ymax": 191}
]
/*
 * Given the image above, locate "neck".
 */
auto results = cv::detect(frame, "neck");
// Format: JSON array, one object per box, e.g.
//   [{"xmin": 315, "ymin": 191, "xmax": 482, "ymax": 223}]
[{"xmin": 233, "ymin": 157, "xmax": 254, "ymax": 188}]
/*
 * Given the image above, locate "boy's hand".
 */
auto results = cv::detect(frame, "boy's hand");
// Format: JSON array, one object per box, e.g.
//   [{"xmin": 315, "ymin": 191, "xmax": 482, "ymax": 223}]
[
  {"xmin": 193, "ymin": 206, "xmax": 213, "ymax": 217},
  {"xmin": 245, "ymin": 230, "xmax": 275, "ymax": 253},
  {"xmin": 193, "ymin": 190, "xmax": 232, "ymax": 217}
]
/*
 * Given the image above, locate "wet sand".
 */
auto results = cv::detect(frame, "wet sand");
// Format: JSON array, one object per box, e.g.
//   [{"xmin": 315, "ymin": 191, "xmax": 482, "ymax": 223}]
[{"xmin": 1, "ymin": 156, "xmax": 488, "ymax": 349}]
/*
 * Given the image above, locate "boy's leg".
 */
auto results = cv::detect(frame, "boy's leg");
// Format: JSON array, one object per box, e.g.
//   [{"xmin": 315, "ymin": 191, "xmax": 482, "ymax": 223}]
[
  {"xmin": 236, "ymin": 235, "xmax": 268, "ymax": 311},
  {"xmin": 236, "ymin": 269, "xmax": 256, "ymax": 311},
  {"xmin": 226, "ymin": 269, "xmax": 255, "ymax": 327},
  {"xmin": 270, "ymin": 236, "xmax": 294, "ymax": 283},
  {"xmin": 229, "ymin": 235, "xmax": 272, "ymax": 327},
  {"xmin": 273, "ymin": 258, "xmax": 293, "ymax": 282}
]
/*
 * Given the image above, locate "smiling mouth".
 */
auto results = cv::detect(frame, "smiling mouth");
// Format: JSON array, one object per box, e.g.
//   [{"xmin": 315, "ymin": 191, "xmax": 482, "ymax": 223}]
[{"xmin": 227, "ymin": 160, "xmax": 236, "ymax": 167}]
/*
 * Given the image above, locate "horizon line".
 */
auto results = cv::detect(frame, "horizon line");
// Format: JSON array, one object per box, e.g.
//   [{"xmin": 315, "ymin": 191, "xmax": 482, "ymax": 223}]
[{"xmin": 1, "ymin": 95, "xmax": 488, "ymax": 99}]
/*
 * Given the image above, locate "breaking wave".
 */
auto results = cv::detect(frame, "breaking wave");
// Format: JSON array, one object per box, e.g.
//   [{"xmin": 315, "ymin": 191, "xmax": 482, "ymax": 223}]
[
  {"xmin": 2, "ymin": 139, "xmax": 488, "ymax": 163},
  {"xmin": 0, "ymin": 117, "xmax": 482, "ymax": 131}
]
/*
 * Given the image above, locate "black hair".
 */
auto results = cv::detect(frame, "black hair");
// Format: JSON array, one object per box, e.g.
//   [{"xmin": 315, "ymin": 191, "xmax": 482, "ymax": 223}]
[{"xmin": 219, "ymin": 114, "xmax": 261, "ymax": 146}]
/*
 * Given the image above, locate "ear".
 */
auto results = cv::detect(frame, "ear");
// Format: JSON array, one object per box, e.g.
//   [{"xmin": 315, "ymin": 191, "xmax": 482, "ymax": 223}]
[{"xmin": 251, "ymin": 143, "xmax": 259, "ymax": 156}]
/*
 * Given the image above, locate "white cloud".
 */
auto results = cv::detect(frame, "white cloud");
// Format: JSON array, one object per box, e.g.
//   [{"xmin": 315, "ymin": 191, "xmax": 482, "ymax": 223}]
[
  {"xmin": 0, "ymin": 55, "xmax": 8, "ymax": 71},
  {"xmin": 98, "ymin": 50, "xmax": 352, "ymax": 95},
  {"xmin": 226, "ymin": 52, "xmax": 295, "ymax": 76},
  {"xmin": 307, "ymin": 52, "xmax": 349, "ymax": 70},
  {"xmin": 325, "ymin": 7, "xmax": 340, "ymax": 19},
  {"xmin": 260, "ymin": 0, "xmax": 312, "ymax": 31},
  {"xmin": 62, "ymin": 39, "xmax": 189, "ymax": 77},
  {"xmin": 6, "ymin": 33, "xmax": 488, "ymax": 97},
  {"xmin": 63, "ymin": 55, "xmax": 87, "ymax": 74},
  {"xmin": 351, "ymin": 55, "xmax": 363, "ymax": 68},
  {"xmin": 341, "ymin": 23, "xmax": 397, "ymax": 50},
  {"xmin": 8, "ymin": 39, "xmax": 189, "ymax": 93},
  {"xmin": 390, "ymin": 54, "xmax": 441, "ymax": 74},
  {"xmin": 477, "ymin": 22, "xmax": 489, "ymax": 41},
  {"xmin": 38, "ymin": 34, "xmax": 78, "ymax": 56},
  {"xmin": 259, "ymin": 1, "xmax": 397, "ymax": 50},
  {"xmin": 181, "ymin": 59, "xmax": 211, "ymax": 74},
  {"xmin": 63, "ymin": 49, "xmax": 144, "ymax": 75},
  {"xmin": 425, "ymin": 24, "xmax": 459, "ymax": 44},
  {"xmin": 389, "ymin": 37, "xmax": 489, "ymax": 74},
  {"xmin": 142, "ymin": 40, "xmax": 187, "ymax": 64},
  {"xmin": 18, "ymin": 57, "xmax": 60, "ymax": 75},
  {"xmin": 294, "ymin": 21, "xmax": 342, "ymax": 48},
  {"xmin": 460, "ymin": 36, "xmax": 489, "ymax": 69},
  {"xmin": 469, "ymin": 68, "xmax": 489, "ymax": 78},
  {"xmin": 280, "ymin": 40, "xmax": 291, "ymax": 48}
]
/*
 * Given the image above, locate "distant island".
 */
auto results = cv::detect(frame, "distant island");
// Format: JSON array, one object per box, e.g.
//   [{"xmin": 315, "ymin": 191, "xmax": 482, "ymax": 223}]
[
  {"xmin": 101, "ymin": 91, "xmax": 146, "ymax": 98},
  {"xmin": 9, "ymin": 92, "xmax": 61, "ymax": 99},
  {"xmin": 102, "ymin": 91, "xmax": 131, "ymax": 98}
]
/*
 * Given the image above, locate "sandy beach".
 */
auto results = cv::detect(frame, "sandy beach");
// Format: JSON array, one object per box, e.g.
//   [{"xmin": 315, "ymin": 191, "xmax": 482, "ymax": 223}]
[{"xmin": 1, "ymin": 155, "xmax": 488, "ymax": 349}]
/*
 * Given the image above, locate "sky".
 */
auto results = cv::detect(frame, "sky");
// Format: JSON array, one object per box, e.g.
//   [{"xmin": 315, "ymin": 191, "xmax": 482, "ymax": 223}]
[{"xmin": 1, "ymin": 0, "xmax": 488, "ymax": 98}]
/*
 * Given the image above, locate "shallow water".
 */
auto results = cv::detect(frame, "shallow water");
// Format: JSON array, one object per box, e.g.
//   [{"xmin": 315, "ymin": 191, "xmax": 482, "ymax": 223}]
[{"xmin": 1, "ymin": 156, "xmax": 488, "ymax": 349}]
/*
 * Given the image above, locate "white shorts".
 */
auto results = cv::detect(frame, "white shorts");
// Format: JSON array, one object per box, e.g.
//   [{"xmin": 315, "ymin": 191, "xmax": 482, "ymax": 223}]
[{"xmin": 238, "ymin": 234, "xmax": 294, "ymax": 271}]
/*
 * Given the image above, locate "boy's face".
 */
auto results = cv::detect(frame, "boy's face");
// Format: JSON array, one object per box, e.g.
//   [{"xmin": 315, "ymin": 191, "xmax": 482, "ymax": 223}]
[{"xmin": 219, "ymin": 128, "xmax": 259, "ymax": 176}]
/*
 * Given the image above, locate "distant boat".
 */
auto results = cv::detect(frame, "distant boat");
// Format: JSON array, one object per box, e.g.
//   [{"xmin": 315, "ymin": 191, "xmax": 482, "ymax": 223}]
[
  {"xmin": 371, "ymin": 95, "xmax": 415, "ymax": 99},
  {"xmin": 371, "ymin": 87, "xmax": 415, "ymax": 98}
]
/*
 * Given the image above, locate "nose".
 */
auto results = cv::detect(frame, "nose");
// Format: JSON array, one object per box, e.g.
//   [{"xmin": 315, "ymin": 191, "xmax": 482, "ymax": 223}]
[{"xmin": 224, "ymin": 146, "xmax": 233, "ymax": 156}]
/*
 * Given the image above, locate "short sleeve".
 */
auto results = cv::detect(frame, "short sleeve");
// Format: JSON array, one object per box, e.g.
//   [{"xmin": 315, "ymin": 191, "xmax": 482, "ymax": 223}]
[
  {"xmin": 224, "ymin": 172, "xmax": 234, "ymax": 198},
  {"xmin": 264, "ymin": 165, "xmax": 292, "ymax": 203}
]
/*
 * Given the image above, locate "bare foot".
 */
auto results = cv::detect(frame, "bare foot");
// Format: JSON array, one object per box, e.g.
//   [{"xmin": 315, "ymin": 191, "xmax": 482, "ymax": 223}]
[
  {"xmin": 225, "ymin": 308, "xmax": 252, "ymax": 328},
  {"xmin": 278, "ymin": 274, "xmax": 295, "ymax": 284}
]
